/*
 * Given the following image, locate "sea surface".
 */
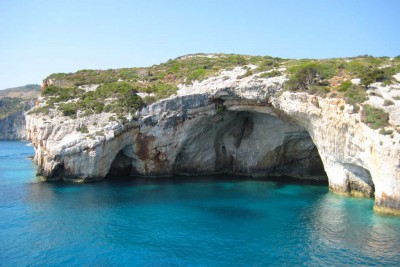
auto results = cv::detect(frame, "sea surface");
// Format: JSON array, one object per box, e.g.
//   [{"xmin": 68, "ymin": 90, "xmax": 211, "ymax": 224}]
[{"xmin": 1, "ymin": 141, "xmax": 400, "ymax": 266}]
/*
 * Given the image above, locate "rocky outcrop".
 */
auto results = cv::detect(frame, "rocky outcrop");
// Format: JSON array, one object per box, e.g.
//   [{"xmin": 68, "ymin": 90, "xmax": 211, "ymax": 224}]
[
  {"xmin": 272, "ymin": 92, "xmax": 399, "ymax": 215},
  {"xmin": 26, "ymin": 67, "xmax": 400, "ymax": 215}
]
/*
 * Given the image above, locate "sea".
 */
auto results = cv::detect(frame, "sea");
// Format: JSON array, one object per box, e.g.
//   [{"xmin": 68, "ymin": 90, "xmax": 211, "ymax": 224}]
[{"xmin": 1, "ymin": 140, "xmax": 400, "ymax": 266}]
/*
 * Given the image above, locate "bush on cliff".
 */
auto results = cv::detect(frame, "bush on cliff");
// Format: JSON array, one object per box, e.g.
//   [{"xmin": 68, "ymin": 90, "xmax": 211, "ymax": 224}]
[
  {"xmin": 186, "ymin": 68, "xmax": 207, "ymax": 84},
  {"xmin": 360, "ymin": 68, "xmax": 389, "ymax": 88},
  {"xmin": 59, "ymin": 103, "xmax": 78, "ymax": 116},
  {"xmin": 361, "ymin": 104, "xmax": 389, "ymax": 129},
  {"xmin": 341, "ymin": 83, "xmax": 368, "ymax": 105},
  {"xmin": 36, "ymin": 54, "xmax": 400, "ymax": 114},
  {"xmin": 286, "ymin": 62, "xmax": 335, "ymax": 91},
  {"xmin": 81, "ymin": 82, "xmax": 144, "ymax": 115},
  {"xmin": 258, "ymin": 70, "xmax": 282, "ymax": 78},
  {"xmin": 45, "ymin": 54, "xmax": 285, "ymax": 89},
  {"xmin": 287, "ymin": 65, "xmax": 321, "ymax": 90},
  {"xmin": 338, "ymin": 81, "xmax": 352, "ymax": 92},
  {"xmin": 35, "ymin": 82, "xmax": 145, "ymax": 117}
]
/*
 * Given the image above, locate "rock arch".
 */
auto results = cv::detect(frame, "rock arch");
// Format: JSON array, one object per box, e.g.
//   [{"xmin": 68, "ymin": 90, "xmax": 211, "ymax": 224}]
[{"xmin": 172, "ymin": 110, "xmax": 328, "ymax": 181}]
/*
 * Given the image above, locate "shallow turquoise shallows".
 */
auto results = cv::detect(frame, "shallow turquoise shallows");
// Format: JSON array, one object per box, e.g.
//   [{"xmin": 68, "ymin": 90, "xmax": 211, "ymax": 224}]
[{"xmin": 1, "ymin": 141, "xmax": 400, "ymax": 266}]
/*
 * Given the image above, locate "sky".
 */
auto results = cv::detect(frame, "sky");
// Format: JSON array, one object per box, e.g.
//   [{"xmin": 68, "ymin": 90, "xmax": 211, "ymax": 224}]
[{"xmin": 0, "ymin": 0, "xmax": 399, "ymax": 89}]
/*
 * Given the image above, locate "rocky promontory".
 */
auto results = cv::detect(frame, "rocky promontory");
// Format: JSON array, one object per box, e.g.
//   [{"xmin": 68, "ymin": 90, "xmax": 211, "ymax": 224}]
[{"xmin": 26, "ymin": 54, "xmax": 400, "ymax": 215}]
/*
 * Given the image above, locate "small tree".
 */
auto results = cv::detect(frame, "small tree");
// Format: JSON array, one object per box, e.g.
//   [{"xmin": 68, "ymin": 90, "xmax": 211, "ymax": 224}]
[
  {"xmin": 287, "ymin": 65, "xmax": 321, "ymax": 91},
  {"xmin": 360, "ymin": 68, "xmax": 386, "ymax": 88}
]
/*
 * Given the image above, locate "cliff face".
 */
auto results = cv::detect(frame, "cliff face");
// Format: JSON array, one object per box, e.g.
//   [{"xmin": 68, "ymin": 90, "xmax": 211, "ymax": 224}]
[
  {"xmin": 0, "ymin": 111, "xmax": 28, "ymax": 139},
  {"xmin": 272, "ymin": 93, "xmax": 400, "ymax": 215},
  {"xmin": 0, "ymin": 84, "xmax": 40, "ymax": 140},
  {"xmin": 26, "ymin": 63, "xmax": 400, "ymax": 215},
  {"xmin": 0, "ymin": 100, "xmax": 37, "ymax": 140}
]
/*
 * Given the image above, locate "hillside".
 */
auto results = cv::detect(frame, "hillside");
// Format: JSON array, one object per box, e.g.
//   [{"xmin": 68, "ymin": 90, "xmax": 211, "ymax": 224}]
[
  {"xmin": 0, "ymin": 84, "xmax": 41, "ymax": 99},
  {"xmin": 0, "ymin": 84, "xmax": 41, "ymax": 119},
  {"xmin": 0, "ymin": 84, "xmax": 41, "ymax": 139}
]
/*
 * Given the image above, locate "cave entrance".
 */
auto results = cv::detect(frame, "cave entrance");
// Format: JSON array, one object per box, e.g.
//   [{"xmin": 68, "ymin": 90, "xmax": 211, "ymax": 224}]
[
  {"xmin": 107, "ymin": 145, "xmax": 134, "ymax": 178},
  {"xmin": 173, "ymin": 111, "xmax": 328, "ymax": 182}
]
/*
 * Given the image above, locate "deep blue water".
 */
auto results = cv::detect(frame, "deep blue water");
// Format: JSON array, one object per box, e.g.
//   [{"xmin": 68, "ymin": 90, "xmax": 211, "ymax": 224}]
[{"xmin": 1, "ymin": 141, "xmax": 400, "ymax": 266}]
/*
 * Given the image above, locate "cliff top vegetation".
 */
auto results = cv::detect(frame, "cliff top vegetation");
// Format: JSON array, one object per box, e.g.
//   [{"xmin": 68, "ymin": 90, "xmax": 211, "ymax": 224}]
[{"xmin": 31, "ymin": 54, "xmax": 400, "ymax": 131}]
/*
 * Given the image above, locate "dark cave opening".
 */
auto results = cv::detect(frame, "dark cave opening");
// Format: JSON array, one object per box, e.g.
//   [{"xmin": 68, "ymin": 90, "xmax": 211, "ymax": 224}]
[
  {"xmin": 173, "ymin": 111, "xmax": 327, "ymax": 181},
  {"xmin": 107, "ymin": 148, "xmax": 133, "ymax": 178}
]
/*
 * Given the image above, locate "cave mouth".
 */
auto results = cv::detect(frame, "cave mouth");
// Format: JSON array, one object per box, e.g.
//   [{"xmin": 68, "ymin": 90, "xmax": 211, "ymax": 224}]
[
  {"xmin": 172, "ymin": 111, "xmax": 328, "ymax": 182},
  {"xmin": 107, "ymin": 148, "xmax": 133, "ymax": 178},
  {"xmin": 106, "ymin": 111, "xmax": 328, "ymax": 184}
]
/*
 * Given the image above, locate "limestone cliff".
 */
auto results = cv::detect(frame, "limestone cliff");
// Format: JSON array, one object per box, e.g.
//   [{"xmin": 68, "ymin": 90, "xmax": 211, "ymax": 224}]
[
  {"xmin": 0, "ymin": 110, "xmax": 28, "ymax": 139},
  {"xmin": 26, "ymin": 55, "xmax": 400, "ymax": 215},
  {"xmin": 0, "ymin": 99, "xmax": 38, "ymax": 140},
  {"xmin": 0, "ymin": 84, "xmax": 40, "ymax": 140}
]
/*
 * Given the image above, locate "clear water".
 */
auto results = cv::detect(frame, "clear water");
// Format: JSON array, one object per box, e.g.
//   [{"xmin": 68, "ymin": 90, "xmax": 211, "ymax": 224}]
[{"xmin": 1, "ymin": 141, "xmax": 400, "ymax": 266}]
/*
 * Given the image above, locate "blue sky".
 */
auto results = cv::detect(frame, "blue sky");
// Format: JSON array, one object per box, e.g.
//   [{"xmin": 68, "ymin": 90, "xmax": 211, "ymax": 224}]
[{"xmin": 0, "ymin": 0, "xmax": 399, "ymax": 89}]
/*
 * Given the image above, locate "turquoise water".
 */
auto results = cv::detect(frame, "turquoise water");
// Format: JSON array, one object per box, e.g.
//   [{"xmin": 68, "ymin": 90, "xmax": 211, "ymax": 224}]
[{"xmin": 1, "ymin": 141, "xmax": 400, "ymax": 266}]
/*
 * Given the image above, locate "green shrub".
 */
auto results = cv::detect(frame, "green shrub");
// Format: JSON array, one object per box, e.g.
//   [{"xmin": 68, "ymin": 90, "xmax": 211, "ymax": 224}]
[
  {"xmin": 85, "ymin": 82, "xmax": 143, "ymax": 115},
  {"xmin": 59, "ymin": 103, "xmax": 78, "ymax": 116},
  {"xmin": 237, "ymin": 70, "xmax": 253, "ymax": 79},
  {"xmin": 289, "ymin": 62, "xmax": 336, "ymax": 79},
  {"xmin": 343, "ymin": 84, "xmax": 367, "ymax": 104},
  {"xmin": 286, "ymin": 61, "xmax": 336, "ymax": 91},
  {"xmin": 143, "ymin": 95, "xmax": 156, "ymax": 104},
  {"xmin": 369, "ymin": 91, "xmax": 382, "ymax": 97},
  {"xmin": 361, "ymin": 105, "xmax": 389, "ymax": 129},
  {"xmin": 383, "ymin": 99, "xmax": 394, "ymax": 106},
  {"xmin": 345, "ymin": 61, "xmax": 369, "ymax": 76},
  {"xmin": 379, "ymin": 129, "xmax": 393, "ymax": 135},
  {"xmin": 77, "ymin": 125, "xmax": 88, "ymax": 133},
  {"xmin": 153, "ymin": 83, "xmax": 178, "ymax": 100},
  {"xmin": 254, "ymin": 59, "xmax": 275, "ymax": 72},
  {"xmin": 42, "ymin": 85, "xmax": 58, "ymax": 95},
  {"xmin": 258, "ymin": 70, "xmax": 282, "ymax": 78},
  {"xmin": 286, "ymin": 65, "xmax": 321, "ymax": 91},
  {"xmin": 360, "ymin": 68, "xmax": 389, "ymax": 88},
  {"xmin": 27, "ymin": 105, "xmax": 51, "ymax": 115},
  {"xmin": 44, "ymin": 82, "xmax": 145, "ymax": 117},
  {"xmin": 186, "ymin": 68, "xmax": 207, "ymax": 84},
  {"xmin": 308, "ymin": 85, "xmax": 330, "ymax": 96},
  {"xmin": 338, "ymin": 81, "xmax": 352, "ymax": 92}
]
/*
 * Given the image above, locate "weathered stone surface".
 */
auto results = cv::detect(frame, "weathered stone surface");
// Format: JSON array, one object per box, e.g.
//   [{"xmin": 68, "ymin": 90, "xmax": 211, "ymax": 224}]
[{"xmin": 26, "ymin": 68, "xmax": 400, "ymax": 215}]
